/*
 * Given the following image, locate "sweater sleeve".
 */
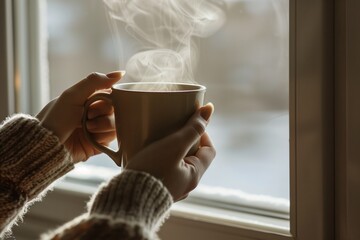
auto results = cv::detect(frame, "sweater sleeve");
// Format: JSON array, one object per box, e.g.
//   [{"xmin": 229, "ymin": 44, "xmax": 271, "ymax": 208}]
[
  {"xmin": 42, "ymin": 170, "xmax": 173, "ymax": 240},
  {"xmin": 0, "ymin": 114, "xmax": 74, "ymax": 237}
]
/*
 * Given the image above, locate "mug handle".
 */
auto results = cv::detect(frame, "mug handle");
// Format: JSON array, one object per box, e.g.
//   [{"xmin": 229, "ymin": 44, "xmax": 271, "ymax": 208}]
[{"xmin": 82, "ymin": 92, "xmax": 123, "ymax": 166}]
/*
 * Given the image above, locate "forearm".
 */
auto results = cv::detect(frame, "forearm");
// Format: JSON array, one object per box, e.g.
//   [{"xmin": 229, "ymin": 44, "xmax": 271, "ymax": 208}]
[
  {"xmin": 0, "ymin": 114, "xmax": 74, "ymax": 236},
  {"xmin": 43, "ymin": 170, "xmax": 173, "ymax": 240}
]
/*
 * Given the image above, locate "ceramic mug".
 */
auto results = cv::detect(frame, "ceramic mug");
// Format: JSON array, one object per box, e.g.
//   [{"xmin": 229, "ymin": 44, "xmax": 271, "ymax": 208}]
[{"xmin": 82, "ymin": 82, "xmax": 206, "ymax": 166}]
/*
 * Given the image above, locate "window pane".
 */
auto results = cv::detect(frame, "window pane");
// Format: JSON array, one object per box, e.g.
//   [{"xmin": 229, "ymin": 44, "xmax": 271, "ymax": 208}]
[{"xmin": 47, "ymin": 0, "xmax": 289, "ymax": 215}]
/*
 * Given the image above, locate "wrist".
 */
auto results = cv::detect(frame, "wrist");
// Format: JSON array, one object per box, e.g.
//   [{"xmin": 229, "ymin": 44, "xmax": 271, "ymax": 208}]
[
  {"xmin": 0, "ymin": 114, "xmax": 74, "ymax": 199},
  {"xmin": 89, "ymin": 170, "xmax": 173, "ymax": 232}
]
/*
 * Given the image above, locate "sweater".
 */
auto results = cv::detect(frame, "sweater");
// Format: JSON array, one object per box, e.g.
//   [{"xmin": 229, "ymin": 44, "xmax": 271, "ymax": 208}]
[{"xmin": 0, "ymin": 114, "xmax": 173, "ymax": 239}]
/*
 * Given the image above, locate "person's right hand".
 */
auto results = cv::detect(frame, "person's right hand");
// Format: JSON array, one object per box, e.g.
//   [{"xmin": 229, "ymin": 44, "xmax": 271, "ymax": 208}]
[{"xmin": 126, "ymin": 103, "xmax": 216, "ymax": 201}]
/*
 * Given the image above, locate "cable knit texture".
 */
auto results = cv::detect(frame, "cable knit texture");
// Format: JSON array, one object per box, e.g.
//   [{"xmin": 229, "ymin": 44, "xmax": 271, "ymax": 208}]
[
  {"xmin": 43, "ymin": 171, "xmax": 173, "ymax": 240},
  {"xmin": 0, "ymin": 114, "xmax": 173, "ymax": 239},
  {"xmin": 0, "ymin": 114, "xmax": 74, "ymax": 237}
]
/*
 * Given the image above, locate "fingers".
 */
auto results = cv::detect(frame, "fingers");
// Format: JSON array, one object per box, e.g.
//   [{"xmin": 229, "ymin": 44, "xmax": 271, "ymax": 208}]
[
  {"xmin": 87, "ymin": 100, "xmax": 114, "ymax": 119},
  {"xmin": 197, "ymin": 132, "xmax": 216, "ymax": 160},
  {"xmin": 177, "ymin": 103, "xmax": 214, "ymax": 153},
  {"xmin": 183, "ymin": 133, "xmax": 216, "ymax": 185},
  {"xmin": 62, "ymin": 71, "xmax": 125, "ymax": 105},
  {"xmin": 86, "ymin": 114, "xmax": 115, "ymax": 133},
  {"xmin": 84, "ymin": 99, "xmax": 116, "ymax": 134},
  {"xmin": 91, "ymin": 131, "xmax": 117, "ymax": 144}
]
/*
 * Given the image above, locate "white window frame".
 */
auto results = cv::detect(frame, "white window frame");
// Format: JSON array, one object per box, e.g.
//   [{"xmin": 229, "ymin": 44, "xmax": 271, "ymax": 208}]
[{"xmin": 6, "ymin": 0, "xmax": 360, "ymax": 239}]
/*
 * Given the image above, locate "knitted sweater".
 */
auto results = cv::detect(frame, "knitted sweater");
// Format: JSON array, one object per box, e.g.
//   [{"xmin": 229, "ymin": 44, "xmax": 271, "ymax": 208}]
[{"xmin": 0, "ymin": 114, "xmax": 173, "ymax": 239}]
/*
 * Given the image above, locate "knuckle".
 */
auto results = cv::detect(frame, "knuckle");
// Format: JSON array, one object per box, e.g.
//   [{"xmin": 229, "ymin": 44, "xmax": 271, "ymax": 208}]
[
  {"xmin": 59, "ymin": 88, "xmax": 73, "ymax": 101},
  {"xmin": 189, "ymin": 120, "xmax": 206, "ymax": 137},
  {"xmin": 87, "ymin": 72, "xmax": 101, "ymax": 81},
  {"xmin": 173, "ymin": 118, "xmax": 206, "ymax": 142}
]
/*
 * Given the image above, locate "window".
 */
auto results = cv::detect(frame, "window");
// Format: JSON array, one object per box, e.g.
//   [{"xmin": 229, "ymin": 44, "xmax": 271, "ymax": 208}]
[
  {"xmin": 46, "ymin": 0, "xmax": 290, "ymax": 220},
  {"xmin": 2, "ymin": 0, "xmax": 342, "ymax": 239}
]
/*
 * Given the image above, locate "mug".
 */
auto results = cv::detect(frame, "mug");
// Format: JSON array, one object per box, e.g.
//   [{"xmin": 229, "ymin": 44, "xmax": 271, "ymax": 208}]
[{"xmin": 82, "ymin": 82, "xmax": 206, "ymax": 166}]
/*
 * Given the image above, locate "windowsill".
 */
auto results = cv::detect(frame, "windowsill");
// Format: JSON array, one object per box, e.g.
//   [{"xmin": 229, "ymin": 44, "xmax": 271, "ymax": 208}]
[
  {"xmin": 55, "ymin": 178, "xmax": 290, "ymax": 237},
  {"xmin": 171, "ymin": 201, "xmax": 290, "ymax": 236}
]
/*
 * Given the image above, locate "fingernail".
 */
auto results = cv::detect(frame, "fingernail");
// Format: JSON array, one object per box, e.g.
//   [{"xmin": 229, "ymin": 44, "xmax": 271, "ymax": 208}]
[
  {"xmin": 106, "ymin": 70, "xmax": 126, "ymax": 79},
  {"xmin": 200, "ymin": 103, "xmax": 214, "ymax": 121}
]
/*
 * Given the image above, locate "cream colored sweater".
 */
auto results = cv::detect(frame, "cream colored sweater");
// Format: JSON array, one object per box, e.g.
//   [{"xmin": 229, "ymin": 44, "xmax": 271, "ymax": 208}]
[{"xmin": 0, "ymin": 114, "xmax": 173, "ymax": 239}]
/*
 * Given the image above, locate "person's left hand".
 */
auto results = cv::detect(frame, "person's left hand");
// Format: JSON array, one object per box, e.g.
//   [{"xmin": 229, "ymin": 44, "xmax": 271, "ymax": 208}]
[{"xmin": 36, "ymin": 71, "xmax": 124, "ymax": 163}]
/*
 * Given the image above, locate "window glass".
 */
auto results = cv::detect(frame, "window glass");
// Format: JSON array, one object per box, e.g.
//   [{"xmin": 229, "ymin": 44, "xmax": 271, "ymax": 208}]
[{"xmin": 47, "ymin": 0, "xmax": 289, "ymax": 215}]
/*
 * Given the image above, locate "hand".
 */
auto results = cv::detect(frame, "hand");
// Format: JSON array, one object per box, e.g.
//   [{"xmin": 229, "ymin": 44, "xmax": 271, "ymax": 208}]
[
  {"xmin": 126, "ymin": 103, "xmax": 216, "ymax": 201},
  {"xmin": 36, "ymin": 71, "xmax": 125, "ymax": 163}
]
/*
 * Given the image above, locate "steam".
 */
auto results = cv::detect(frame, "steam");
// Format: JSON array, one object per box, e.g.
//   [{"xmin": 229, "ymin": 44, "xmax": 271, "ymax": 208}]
[{"xmin": 103, "ymin": 0, "xmax": 226, "ymax": 84}]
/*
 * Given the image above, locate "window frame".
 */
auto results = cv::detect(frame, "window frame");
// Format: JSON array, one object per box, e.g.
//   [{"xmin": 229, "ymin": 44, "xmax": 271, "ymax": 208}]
[
  {"xmin": 0, "ymin": 0, "xmax": 15, "ymax": 120},
  {"xmin": 289, "ymin": 0, "xmax": 334, "ymax": 238},
  {"xmin": 3, "ymin": 0, "xmax": 341, "ymax": 239},
  {"xmin": 160, "ymin": 0, "xmax": 337, "ymax": 238},
  {"xmin": 335, "ymin": 0, "xmax": 360, "ymax": 239}
]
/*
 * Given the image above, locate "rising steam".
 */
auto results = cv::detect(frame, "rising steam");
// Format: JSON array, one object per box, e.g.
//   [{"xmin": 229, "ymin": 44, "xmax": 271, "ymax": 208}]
[{"xmin": 103, "ymin": 0, "xmax": 226, "ymax": 84}]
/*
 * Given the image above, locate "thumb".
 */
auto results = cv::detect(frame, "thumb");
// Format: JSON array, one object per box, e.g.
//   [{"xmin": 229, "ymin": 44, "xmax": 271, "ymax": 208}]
[
  {"xmin": 177, "ymin": 103, "xmax": 214, "ymax": 153},
  {"xmin": 64, "ymin": 71, "xmax": 125, "ymax": 104}
]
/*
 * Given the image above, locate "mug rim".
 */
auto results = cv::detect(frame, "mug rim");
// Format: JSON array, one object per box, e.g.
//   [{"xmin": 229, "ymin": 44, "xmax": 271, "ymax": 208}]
[{"xmin": 112, "ymin": 82, "xmax": 206, "ymax": 93}]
